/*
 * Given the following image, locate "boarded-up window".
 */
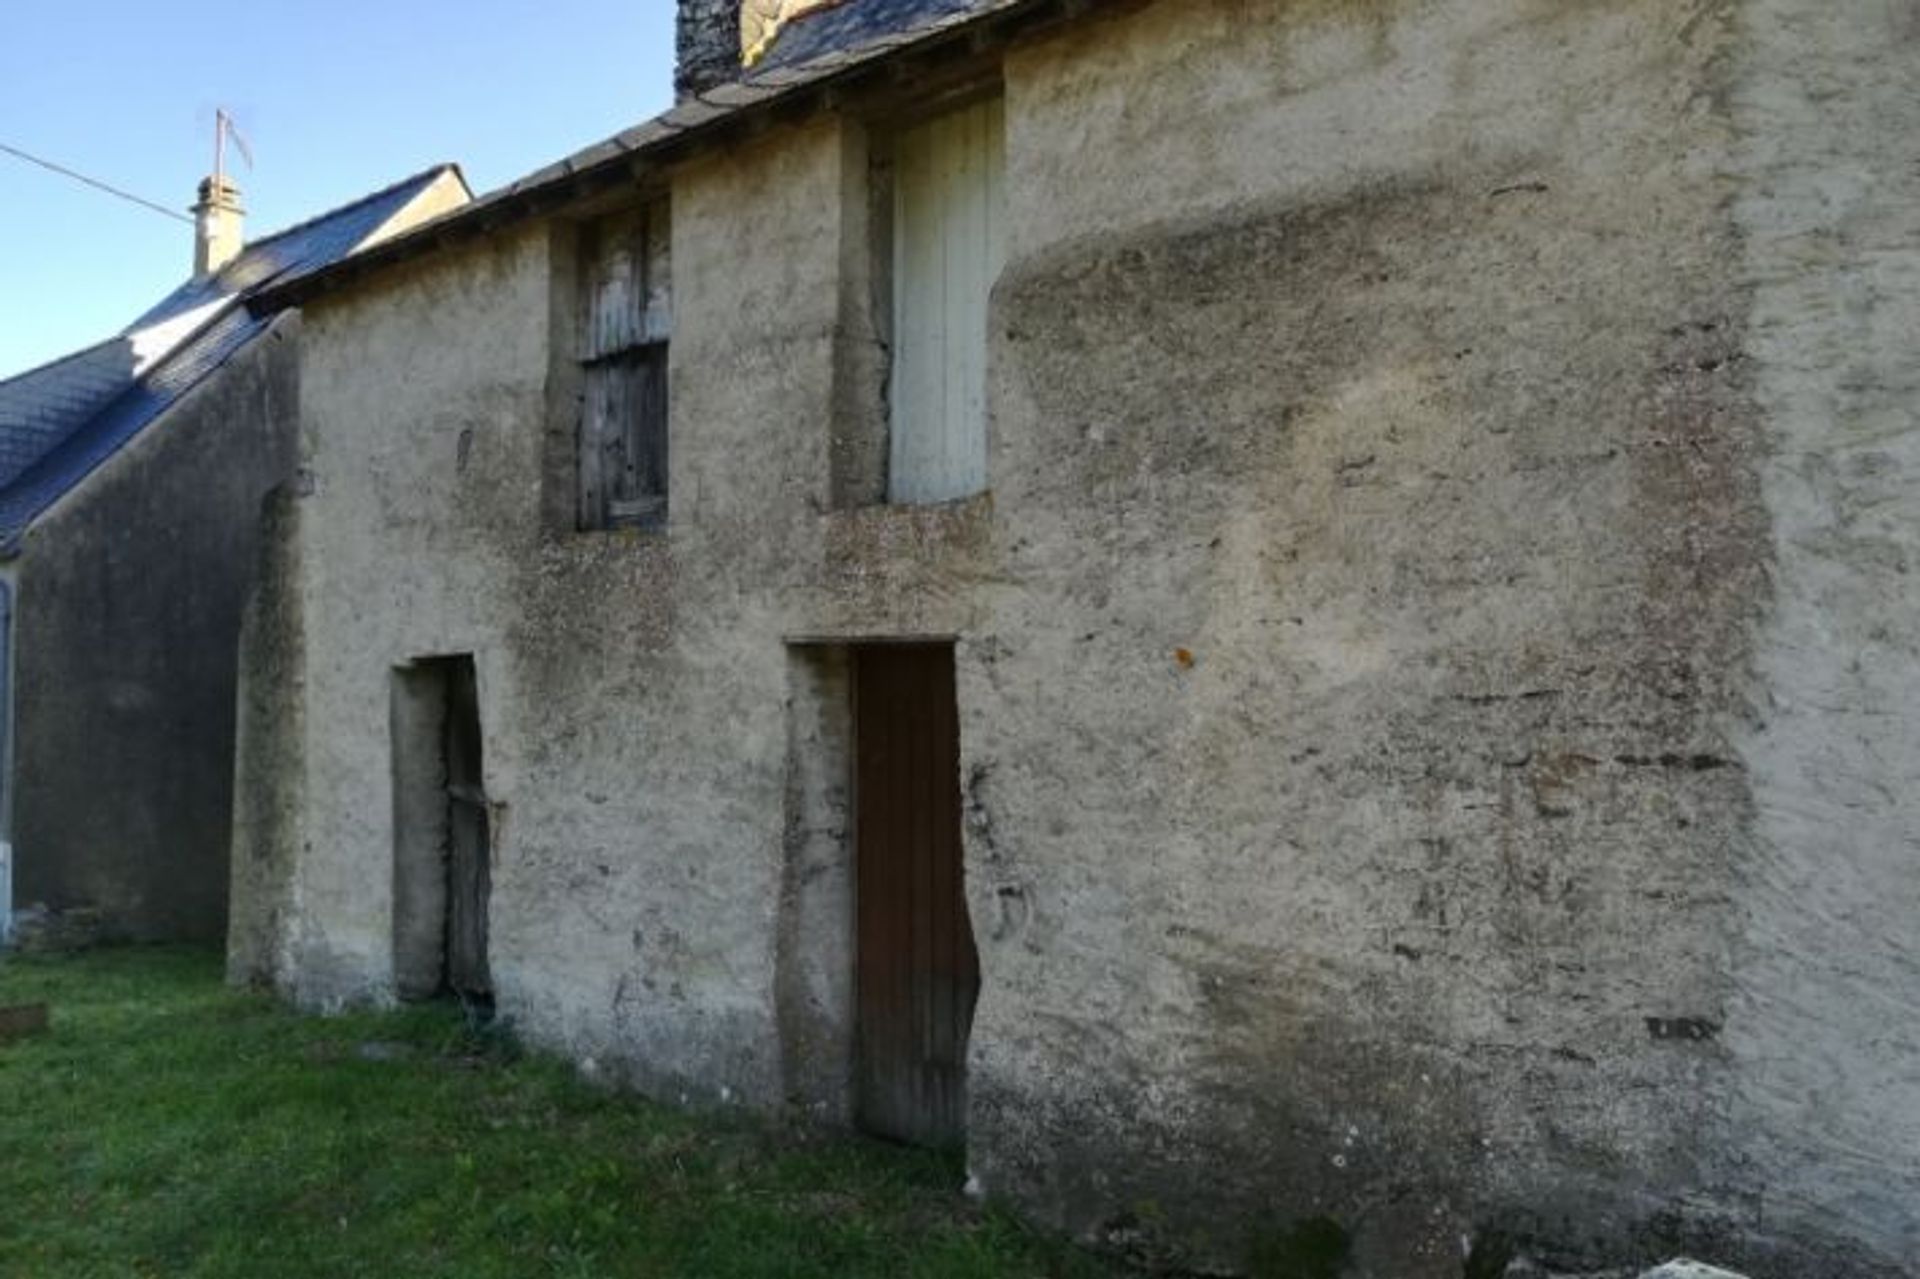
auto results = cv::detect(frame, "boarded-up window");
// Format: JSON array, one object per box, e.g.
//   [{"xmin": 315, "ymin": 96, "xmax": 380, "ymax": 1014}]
[
  {"xmin": 888, "ymin": 96, "xmax": 1005, "ymax": 506},
  {"xmin": 580, "ymin": 199, "xmax": 671, "ymax": 531}
]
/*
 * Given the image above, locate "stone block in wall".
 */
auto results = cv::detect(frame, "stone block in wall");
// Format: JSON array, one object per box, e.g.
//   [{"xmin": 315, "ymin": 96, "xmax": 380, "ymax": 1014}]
[{"xmin": 7, "ymin": 903, "xmax": 104, "ymax": 953}]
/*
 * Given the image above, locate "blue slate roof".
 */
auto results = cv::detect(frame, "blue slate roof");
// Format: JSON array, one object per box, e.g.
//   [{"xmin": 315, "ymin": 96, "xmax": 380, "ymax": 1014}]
[
  {"xmin": 0, "ymin": 337, "xmax": 140, "ymax": 493},
  {"xmin": 0, "ymin": 165, "xmax": 460, "ymax": 556},
  {"xmin": 0, "ymin": 310, "xmax": 269, "ymax": 553},
  {"xmin": 130, "ymin": 168, "xmax": 456, "ymax": 331},
  {"xmin": 759, "ymin": 0, "xmax": 987, "ymax": 70}
]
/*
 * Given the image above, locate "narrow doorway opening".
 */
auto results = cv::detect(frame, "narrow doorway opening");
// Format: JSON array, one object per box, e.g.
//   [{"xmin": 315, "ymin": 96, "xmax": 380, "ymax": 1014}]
[
  {"xmin": 852, "ymin": 642, "xmax": 979, "ymax": 1146},
  {"xmin": 391, "ymin": 655, "xmax": 492, "ymax": 1011}
]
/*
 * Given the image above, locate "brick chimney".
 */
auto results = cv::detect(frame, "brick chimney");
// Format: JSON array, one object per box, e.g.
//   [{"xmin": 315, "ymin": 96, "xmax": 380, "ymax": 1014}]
[
  {"xmin": 192, "ymin": 175, "xmax": 244, "ymax": 277},
  {"xmin": 676, "ymin": 0, "xmax": 741, "ymax": 99}
]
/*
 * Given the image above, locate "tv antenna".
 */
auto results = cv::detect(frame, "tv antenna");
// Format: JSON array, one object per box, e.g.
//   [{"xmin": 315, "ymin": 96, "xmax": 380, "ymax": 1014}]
[{"xmin": 212, "ymin": 108, "xmax": 253, "ymax": 185}]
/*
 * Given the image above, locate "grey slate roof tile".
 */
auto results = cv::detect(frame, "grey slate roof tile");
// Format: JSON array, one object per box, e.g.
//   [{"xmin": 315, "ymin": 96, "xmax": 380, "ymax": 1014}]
[
  {"xmin": 0, "ymin": 338, "xmax": 140, "ymax": 490},
  {"xmin": 735, "ymin": 62, "xmax": 821, "ymax": 89},
  {"xmin": 693, "ymin": 79, "xmax": 783, "ymax": 109},
  {"xmin": 660, "ymin": 97, "xmax": 736, "ymax": 131},
  {"xmin": 565, "ymin": 139, "xmax": 627, "ymax": 172},
  {"xmin": 0, "ymin": 308, "xmax": 268, "ymax": 553},
  {"xmin": 615, "ymin": 119, "xmax": 680, "ymax": 151}
]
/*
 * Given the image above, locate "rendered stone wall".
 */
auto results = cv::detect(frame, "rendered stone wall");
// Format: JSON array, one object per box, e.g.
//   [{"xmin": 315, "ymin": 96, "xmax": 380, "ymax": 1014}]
[
  {"xmin": 246, "ymin": 1, "xmax": 1920, "ymax": 1273},
  {"xmin": 1721, "ymin": 2, "xmax": 1920, "ymax": 1270}
]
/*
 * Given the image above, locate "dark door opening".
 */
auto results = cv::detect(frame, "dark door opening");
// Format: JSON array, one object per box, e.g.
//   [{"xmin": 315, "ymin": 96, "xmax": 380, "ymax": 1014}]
[
  {"xmin": 442, "ymin": 658, "xmax": 491, "ymax": 1003},
  {"xmin": 392, "ymin": 655, "xmax": 491, "ymax": 1009},
  {"xmin": 853, "ymin": 643, "xmax": 979, "ymax": 1146}
]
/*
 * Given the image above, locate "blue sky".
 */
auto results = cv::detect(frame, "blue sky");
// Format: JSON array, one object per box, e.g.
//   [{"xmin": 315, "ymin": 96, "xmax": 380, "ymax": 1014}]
[{"xmin": 0, "ymin": 2, "xmax": 677, "ymax": 377}]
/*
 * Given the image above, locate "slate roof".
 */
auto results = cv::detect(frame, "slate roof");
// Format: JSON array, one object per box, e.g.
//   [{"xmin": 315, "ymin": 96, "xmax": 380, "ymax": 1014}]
[
  {"xmin": 257, "ymin": 0, "xmax": 1081, "ymax": 309},
  {"xmin": 457, "ymin": 0, "xmax": 1023, "ymax": 217},
  {"xmin": 130, "ymin": 167, "xmax": 462, "ymax": 332},
  {"xmin": 0, "ymin": 337, "xmax": 140, "ymax": 493},
  {"xmin": 758, "ymin": 0, "xmax": 987, "ymax": 70},
  {"xmin": 0, "ymin": 164, "xmax": 464, "ymax": 555}
]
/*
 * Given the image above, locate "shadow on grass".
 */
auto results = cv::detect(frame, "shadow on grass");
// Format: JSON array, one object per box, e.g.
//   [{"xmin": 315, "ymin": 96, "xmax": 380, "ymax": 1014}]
[{"xmin": 0, "ymin": 946, "xmax": 1129, "ymax": 1279}]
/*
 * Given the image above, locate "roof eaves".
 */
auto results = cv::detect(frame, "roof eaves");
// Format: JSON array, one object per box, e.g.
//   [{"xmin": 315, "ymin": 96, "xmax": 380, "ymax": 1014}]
[{"xmin": 252, "ymin": 0, "xmax": 1100, "ymax": 312}]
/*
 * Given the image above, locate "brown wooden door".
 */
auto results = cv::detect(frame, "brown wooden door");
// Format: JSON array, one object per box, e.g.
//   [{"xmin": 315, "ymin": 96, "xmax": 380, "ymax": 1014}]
[
  {"xmin": 854, "ymin": 644, "xmax": 979, "ymax": 1146},
  {"xmin": 444, "ymin": 658, "xmax": 491, "ymax": 1000}
]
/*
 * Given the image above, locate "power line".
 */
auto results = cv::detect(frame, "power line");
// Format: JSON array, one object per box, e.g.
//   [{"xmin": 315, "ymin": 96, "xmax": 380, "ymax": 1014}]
[{"xmin": 0, "ymin": 140, "xmax": 192, "ymax": 225}]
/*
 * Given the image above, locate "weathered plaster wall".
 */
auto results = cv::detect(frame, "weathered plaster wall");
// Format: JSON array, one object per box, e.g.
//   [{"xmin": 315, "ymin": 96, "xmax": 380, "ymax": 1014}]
[
  {"xmin": 359, "ymin": 168, "xmax": 472, "ymax": 250},
  {"xmin": 249, "ymin": 0, "xmax": 1917, "ymax": 1273},
  {"xmin": 1721, "ymin": 2, "xmax": 1920, "ymax": 1273},
  {"xmin": 270, "ymin": 119, "xmax": 861, "ymax": 1110},
  {"xmin": 15, "ymin": 316, "xmax": 298, "ymax": 941},
  {"xmin": 775, "ymin": 645, "xmax": 859, "ymax": 1125},
  {"xmin": 228, "ymin": 482, "xmax": 306, "ymax": 983},
  {"xmin": 970, "ymin": 2, "xmax": 1774, "ymax": 1272}
]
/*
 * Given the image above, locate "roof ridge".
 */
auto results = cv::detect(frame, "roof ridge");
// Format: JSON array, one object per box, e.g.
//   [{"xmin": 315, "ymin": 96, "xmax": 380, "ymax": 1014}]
[
  {"xmin": 234, "ymin": 162, "xmax": 468, "ymax": 257},
  {"xmin": 0, "ymin": 331, "xmax": 133, "ymax": 395}
]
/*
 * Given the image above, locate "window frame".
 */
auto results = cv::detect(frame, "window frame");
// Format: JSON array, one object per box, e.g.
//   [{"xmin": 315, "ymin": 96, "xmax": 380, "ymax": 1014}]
[{"xmin": 576, "ymin": 196, "xmax": 672, "ymax": 534}]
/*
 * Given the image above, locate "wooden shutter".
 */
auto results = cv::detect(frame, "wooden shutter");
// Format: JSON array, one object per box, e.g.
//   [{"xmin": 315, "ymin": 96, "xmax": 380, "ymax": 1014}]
[
  {"xmin": 580, "ymin": 199, "xmax": 671, "ymax": 530},
  {"xmin": 888, "ymin": 96, "xmax": 1006, "ymax": 506}
]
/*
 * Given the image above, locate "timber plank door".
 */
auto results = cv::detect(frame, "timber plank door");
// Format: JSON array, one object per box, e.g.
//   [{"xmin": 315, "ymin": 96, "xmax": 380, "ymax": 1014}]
[
  {"xmin": 443, "ymin": 658, "xmax": 492, "ymax": 1002},
  {"xmin": 853, "ymin": 644, "xmax": 980, "ymax": 1146}
]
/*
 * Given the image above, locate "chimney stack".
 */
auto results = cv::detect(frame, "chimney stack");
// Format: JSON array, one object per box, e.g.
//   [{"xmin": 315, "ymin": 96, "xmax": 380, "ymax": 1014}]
[
  {"xmin": 676, "ymin": 0, "xmax": 741, "ymax": 99},
  {"xmin": 192, "ymin": 175, "xmax": 244, "ymax": 277}
]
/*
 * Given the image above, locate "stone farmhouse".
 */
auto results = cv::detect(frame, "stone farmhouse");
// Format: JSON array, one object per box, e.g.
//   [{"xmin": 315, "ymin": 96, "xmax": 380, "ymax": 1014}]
[
  {"xmin": 228, "ymin": 1, "xmax": 1920, "ymax": 1274},
  {"xmin": 0, "ymin": 166, "xmax": 466, "ymax": 942}
]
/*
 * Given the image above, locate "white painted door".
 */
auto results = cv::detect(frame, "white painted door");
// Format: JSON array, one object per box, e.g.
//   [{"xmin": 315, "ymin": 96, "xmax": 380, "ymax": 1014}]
[{"xmin": 889, "ymin": 96, "xmax": 1006, "ymax": 505}]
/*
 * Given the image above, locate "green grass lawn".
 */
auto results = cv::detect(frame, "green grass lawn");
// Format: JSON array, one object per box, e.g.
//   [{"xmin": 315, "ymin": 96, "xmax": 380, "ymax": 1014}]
[{"xmin": 0, "ymin": 948, "xmax": 1126, "ymax": 1279}]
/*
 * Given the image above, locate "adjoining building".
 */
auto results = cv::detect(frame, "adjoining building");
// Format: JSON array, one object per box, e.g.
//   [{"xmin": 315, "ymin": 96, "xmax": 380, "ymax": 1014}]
[
  {"xmin": 0, "ymin": 165, "xmax": 468, "ymax": 942},
  {"xmin": 230, "ymin": 2, "xmax": 1920, "ymax": 1274}
]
